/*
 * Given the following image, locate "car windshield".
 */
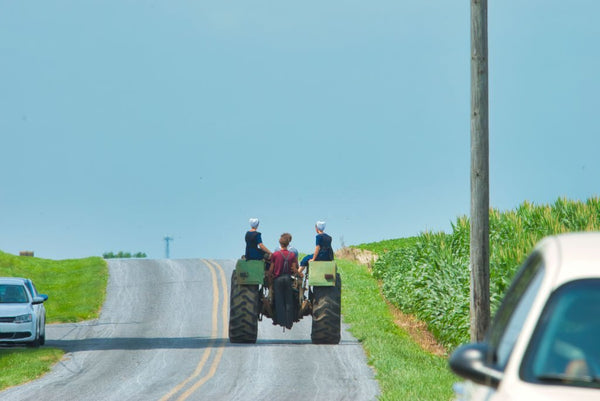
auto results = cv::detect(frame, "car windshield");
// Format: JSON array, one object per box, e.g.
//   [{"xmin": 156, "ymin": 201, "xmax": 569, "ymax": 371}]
[
  {"xmin": 24, "ymin": 280, "xmax": 36, "ymax": 297},
  {"xmin": 0, "ymin": 284, "xmax": 29, "ymax": 303},
  {"xmin": 521, "ymin": 279, "xmax": 600, "ymax": 389}
]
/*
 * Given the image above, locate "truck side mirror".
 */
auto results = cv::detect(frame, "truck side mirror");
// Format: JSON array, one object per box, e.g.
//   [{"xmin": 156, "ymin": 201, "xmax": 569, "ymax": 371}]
[{"xmin": 449, "ymin": 342, "xmax": 503, "ymax": 389}]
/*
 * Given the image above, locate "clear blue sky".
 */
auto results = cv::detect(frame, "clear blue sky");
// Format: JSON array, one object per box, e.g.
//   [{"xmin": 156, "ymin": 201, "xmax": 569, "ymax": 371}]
[{"xmin": 1, "ymin": 1, "xmax": 599, "ymax": 260}]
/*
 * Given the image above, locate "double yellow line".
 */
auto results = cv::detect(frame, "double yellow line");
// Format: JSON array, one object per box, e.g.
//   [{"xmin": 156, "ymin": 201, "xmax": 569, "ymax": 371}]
[{"xmin": 160, "ymin": 259, "xmax": 229, "ymax": 401}]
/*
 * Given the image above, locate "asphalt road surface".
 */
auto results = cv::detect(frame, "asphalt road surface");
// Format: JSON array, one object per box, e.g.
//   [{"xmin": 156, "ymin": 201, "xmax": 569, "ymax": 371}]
[{"xmin": 0, "ymin": 259, "xmax": 380, "ymax": 401}]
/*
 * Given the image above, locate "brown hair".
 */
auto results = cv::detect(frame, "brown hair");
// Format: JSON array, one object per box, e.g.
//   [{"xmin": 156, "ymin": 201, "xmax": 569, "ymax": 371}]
[{"xmin": 279, "ymin": 233, "xmax": 292, "ymax": 247}]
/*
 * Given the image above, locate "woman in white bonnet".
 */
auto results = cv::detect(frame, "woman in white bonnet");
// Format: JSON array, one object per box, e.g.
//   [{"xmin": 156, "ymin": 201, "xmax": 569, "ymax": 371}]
[
  {"xmin": 244, "ymin": 218, "xmax": 271, "ymax": 260},
  {"xmin": 299, "ymin": 220, "xmax": 334, "ymax": 272}
]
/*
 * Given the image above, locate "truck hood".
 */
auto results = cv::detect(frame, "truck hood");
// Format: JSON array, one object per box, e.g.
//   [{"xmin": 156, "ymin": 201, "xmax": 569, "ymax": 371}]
[{"xmin": 498, "ymin": 381, "xmax": 600, "ymax": 401}]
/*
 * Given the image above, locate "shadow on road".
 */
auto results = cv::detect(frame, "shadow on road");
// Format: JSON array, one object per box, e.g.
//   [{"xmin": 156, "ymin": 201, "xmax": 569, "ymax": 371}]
[
  {"xmin": 46, "ymin": 337, "xmax": 228, "ymax": 352},
  {"xmin": 44, "ymin": 337, "xmax": 360, "ymax": 352},
  {"xmin": 234, "ymin": 339, "xmax": 361, "ymax": 347}
]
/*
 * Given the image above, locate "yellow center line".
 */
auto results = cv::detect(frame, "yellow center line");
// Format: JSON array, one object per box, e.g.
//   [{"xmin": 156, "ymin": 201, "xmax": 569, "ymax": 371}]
[
  {"xmin": 176, "ymin": 259, "xmax": 229, "ymax": 400},
  {"xmin": 209, "ymin": 259, "xmax": 230, "ymax": 334},
  {"xmin": 159, "ymin": 259, "xmax": 223, "ymax": 401}
]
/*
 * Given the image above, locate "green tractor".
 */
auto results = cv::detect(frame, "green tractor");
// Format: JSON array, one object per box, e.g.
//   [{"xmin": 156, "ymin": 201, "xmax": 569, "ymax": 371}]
[{"xmin": 228, "ymin": 259, "xmax": 341, "ymax": 344}]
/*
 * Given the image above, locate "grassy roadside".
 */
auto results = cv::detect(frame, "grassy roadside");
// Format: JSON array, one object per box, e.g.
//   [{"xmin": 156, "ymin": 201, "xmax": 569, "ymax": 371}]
[
  {"xmin": 0, "ymin": 251, "xmax": 109, "ymax": 323},
  {"xmin": 0, "ymin": 348, "xmax": 63, "ymax": 389},
  {"xmin": 338, "ymin": 258, "xmax": 456, "ymax": 401},
  {"xmin": 0, "ymin": 251, "xmax": 108, "ymax": 391}
]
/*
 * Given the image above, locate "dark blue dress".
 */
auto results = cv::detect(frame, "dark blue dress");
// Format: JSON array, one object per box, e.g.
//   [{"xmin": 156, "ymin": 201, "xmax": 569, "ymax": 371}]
[
  {"xmin": 315, "ymin": 233, "xmax": 334, "ymax": 261},
  {"xmin": 300, "ymin": 233, "xmax": 334, "ymax": 267},
  {"xmin": 245, "ymin": 231, "xmax": 265, "ymax": 260}
]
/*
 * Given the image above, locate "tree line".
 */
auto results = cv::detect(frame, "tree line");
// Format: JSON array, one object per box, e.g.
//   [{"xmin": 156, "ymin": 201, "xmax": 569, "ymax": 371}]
[{"xmin": 102, "ymin": 251, "xmax": 147, "ymax": 259}]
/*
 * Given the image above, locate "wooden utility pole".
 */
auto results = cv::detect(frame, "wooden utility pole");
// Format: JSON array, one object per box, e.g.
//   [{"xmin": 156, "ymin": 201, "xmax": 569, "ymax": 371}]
[{"xmin": 470, "ymin": 0, "xmax": 490, "ymax": 342}]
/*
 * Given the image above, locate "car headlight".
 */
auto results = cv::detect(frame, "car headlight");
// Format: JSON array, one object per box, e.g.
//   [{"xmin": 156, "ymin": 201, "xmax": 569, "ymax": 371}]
[{"xmin": 14, "ymin": 314, "xmax": 33, "ymax": 323}]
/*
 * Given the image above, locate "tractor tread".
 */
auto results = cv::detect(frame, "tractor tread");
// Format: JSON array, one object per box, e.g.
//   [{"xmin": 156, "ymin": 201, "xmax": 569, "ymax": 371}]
[
  {"xmin": 311, "ymin": 273, "xmax": 341, "ymax": 344},
  {"xmin": 229, "ymin": 271, "xmax": 259, "ymax": 343}
]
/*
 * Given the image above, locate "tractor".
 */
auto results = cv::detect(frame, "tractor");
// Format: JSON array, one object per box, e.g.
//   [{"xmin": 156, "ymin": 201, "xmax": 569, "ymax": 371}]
[{"xmin": 228, "ymin": 258, "xmax": 341, "ymax": 344}]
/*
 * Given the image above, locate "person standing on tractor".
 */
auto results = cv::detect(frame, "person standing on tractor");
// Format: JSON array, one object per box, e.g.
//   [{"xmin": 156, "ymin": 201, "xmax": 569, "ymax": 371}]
[
  {"xmin": 300, "ymin": 221, "xmax": 334, "ymax": 273},
  {"xmin": 288, "ymin": 247, "xmax": 298, "ymax": 259},
  {"xmin": 268, "ymin": 233, "xmax": 301, "ymax": 329},
  {"xmin": 245, "ymin": 218, "xmax": 271, "ymax": 261}
]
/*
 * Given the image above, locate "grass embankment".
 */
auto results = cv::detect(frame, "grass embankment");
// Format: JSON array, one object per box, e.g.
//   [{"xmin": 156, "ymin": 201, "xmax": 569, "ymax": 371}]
[
  {"xmin": 0, "ymin": 348, "xmax": 63, "ymax": 389},
  {"xmin": 357, "ymin": 197, "xmax": 600, "ymax": 351},
  {"xmin": 0, "ymin": 251, "xmax": 108, "ymax": 390},
  {"xmin": 338, "ymin": 259, "xmax": 455, "ymax": 401},
  {"xmin": 354, "ymin": 237, "xmax": 418, "ymax": 255}
]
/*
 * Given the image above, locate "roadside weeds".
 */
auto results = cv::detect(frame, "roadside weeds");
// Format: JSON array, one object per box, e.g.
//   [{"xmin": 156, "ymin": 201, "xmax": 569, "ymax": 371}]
[
  {"xmin": 336, "ymin": 255, "xmax": 455, "ymax": 401},
  {"xmin": 337, "ymin": 247, "xmax": 447, "ymax": 357}
]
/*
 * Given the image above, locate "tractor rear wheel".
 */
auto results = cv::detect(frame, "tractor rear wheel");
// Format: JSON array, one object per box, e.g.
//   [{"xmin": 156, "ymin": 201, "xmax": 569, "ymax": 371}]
[
  {"xmin": 310, "ymin": 273, "xmax": 341, "ymax": 344},
  {"xmin": 229, "ymin": 271, "xmax": 259, "ymax": 343}
]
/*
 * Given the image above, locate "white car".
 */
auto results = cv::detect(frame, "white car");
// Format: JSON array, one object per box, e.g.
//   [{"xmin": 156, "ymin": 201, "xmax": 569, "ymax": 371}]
[
  {"xmin": 450, "ymin": 232, "xmax": 600, "ymax": 400},
  {"xmin": 0, "ymin": 277, "xmax": 48, "ymax": 347}
]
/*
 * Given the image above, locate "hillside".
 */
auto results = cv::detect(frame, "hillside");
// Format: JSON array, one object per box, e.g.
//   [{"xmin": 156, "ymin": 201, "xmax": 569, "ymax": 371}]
[{"xmin": 0, "ymin": 251, "xmax": 108, "ymax": 322}]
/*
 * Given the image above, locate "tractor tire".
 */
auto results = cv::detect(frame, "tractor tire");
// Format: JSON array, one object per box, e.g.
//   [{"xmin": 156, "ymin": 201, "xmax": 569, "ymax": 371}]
[
  {"xmin": 311, "ymin": 273, "xmax": 341, "ymax": 344},
  {"xmin": 229, "ymin": 271, "xmax": 259, "ymax": 343}
]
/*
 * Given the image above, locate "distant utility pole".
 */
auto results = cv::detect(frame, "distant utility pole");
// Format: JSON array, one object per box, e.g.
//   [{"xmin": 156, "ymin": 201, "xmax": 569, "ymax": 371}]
[
  {"xmin": 164, "ymin": 236, "xmax": 173, "ymax": 259},
  {"xmin": 470, "ymin": 0, "xmax": 491, "ymax": 342}
]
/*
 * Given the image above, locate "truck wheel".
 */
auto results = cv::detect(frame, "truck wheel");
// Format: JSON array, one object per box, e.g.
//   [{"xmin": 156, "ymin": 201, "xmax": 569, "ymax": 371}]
[
  {"xmin": 311, "ymin": 273, "xmax": 341, "ymax": 344},
  {"xmin": 229, "ymin": 271, "xmax": 259, "ymax": 343}
]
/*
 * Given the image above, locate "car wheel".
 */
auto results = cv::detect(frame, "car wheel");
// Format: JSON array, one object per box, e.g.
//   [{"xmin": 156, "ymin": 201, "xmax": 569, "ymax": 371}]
[{"xmin": 27, "ymin": 324, "xmax": 41, "ymax": 348}]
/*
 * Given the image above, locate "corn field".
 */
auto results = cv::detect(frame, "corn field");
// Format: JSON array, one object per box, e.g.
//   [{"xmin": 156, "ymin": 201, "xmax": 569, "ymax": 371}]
[{"xmin": 370, "ymin": 197, "xmax": 600, "ymax": 351}]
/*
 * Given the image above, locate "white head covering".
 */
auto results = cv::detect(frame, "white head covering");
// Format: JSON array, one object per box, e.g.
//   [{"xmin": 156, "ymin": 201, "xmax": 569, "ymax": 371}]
[
  {"xmin": 249, "ymin": 218, "xmax": 259, "ymax": 229},
  {"xmin": 316, "ymin": 221, "xmax": 326, "ymax": 231}
]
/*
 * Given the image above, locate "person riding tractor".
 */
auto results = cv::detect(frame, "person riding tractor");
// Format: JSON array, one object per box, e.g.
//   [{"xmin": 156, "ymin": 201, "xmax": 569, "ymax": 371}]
[{"xmin": 268, "ymin": 233, "xmax": 303, "ymax": 330}]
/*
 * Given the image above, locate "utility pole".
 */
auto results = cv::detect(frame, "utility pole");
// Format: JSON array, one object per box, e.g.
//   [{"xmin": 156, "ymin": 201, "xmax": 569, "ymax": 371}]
[
  {"xmin": 164, "ymin": 236, "xmax": 173, "ymax": 259},
  {"xmin": 470, "ymin": 0, "xmax": 490, "ymax": 342}
]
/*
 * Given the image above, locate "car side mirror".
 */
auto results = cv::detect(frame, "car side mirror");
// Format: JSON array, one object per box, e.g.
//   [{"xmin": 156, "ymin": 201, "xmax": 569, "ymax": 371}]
[
  {"xmin": 40, "ymin": 294, "xmax": 48, "ymax": 302},
  {"xmin": 449, "ymin": 342, "xmax": 503, "ymax": 389},
  {"xmin": 32, "ymin": 296, "xmax": 46, "ymax": 305}
]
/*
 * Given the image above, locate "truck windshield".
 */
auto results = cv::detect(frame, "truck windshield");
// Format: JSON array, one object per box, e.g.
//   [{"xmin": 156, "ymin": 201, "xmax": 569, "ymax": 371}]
[{"xmin": 521, "ymin": 279, "xmax": 600, "ymax": 389}]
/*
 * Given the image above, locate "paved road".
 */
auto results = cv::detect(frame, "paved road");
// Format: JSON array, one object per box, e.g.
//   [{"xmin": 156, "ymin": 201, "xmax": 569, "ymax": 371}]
[{"xmin": 0, "ymin": 259, "xmax": 379, "ymax": 401}]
